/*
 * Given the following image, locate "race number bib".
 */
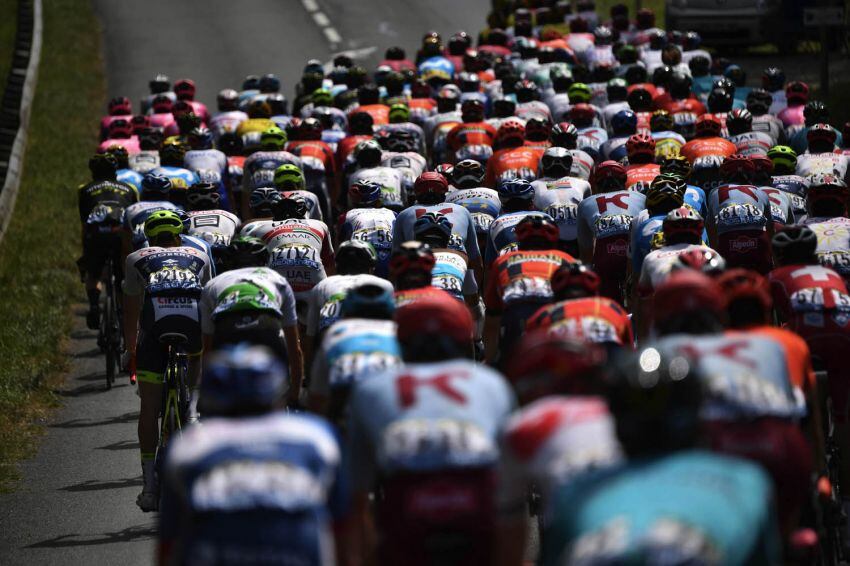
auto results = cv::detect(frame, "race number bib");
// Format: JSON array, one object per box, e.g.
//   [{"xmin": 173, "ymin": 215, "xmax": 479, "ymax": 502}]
[
  {"xmin": 148, "ymin": 267, "xmax": 201, "ymax": 295},
  {"xmin": 503, "ymin": 276, "xmax": 552, "ymax": 304},
  {"xmin": 152, "ymin": 296, "xmax": 199, "ymax": 321},
  {"xmin": 594, "ymin": 214, "xmax": 632, "ymax": 239},
  {"xmin": 328, "ymin": 351, "xmax": 400, "ymax": 387},
  {"xmin": 380, "ymin": 418, "xmax": 496, "ymax": 468},
  {"xmin": 716, "ymin": 203, "xmax": 765, "ymax": 230}
]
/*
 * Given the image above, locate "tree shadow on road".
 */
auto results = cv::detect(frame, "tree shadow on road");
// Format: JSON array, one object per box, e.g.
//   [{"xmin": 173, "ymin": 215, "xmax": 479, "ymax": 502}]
[
  {"xmin": 50, "ymin": 411, "xmax": 138, "ymax": 429},
  {"xmin": 25, "ymin": 524, "xmax": 156, "ymax": 548},
  {"xmin": 59, "ymin": 477, "xmax": 142, "ymax": 492},
  {"xmin": 96, "ymin": 440, "xmax": 139, "ymax": 451}
]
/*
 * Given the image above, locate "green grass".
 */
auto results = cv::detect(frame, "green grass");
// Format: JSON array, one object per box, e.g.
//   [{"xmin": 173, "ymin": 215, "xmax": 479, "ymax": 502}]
[
  {"xmin": 0, "ymin": 0, "xmax": 16, "ymax": 85},
  {"xmin": 0, "ymin": 0, "xmax": 104, "ymax": 491}
]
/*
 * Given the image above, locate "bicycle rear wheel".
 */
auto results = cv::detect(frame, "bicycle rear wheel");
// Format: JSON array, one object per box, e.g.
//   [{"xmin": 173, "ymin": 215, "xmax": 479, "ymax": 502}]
[{"xmin": 103, "ymin": 274, "xmax": 116, "ymax": 389}]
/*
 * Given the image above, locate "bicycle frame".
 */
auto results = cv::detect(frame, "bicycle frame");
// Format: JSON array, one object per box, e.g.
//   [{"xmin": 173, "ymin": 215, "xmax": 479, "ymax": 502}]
[{"xmin": 158, "ymin": 344, "xmax": 189, "ymax": 452}]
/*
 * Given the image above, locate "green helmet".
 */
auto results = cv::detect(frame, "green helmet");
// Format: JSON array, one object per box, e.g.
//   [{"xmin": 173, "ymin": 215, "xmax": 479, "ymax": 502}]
[
  {"xmin": 312, "ymin": 88, "xmax": 333, "ymax": 107},
  {"xmin": 767, "ymin": 145, "xmax": 797, "ymax": 174},
  {"xmin": 144, "ymin": 210, "xmax": 184, "ymax": 239},
  {"xmin": 388, "ymin": 103, "xmax": 411, "ymax": 124},
  {"xmin": 274, "ymin": 164, "xmax": 305, "ymax": 190},
  {"xmin": 260, "ymin": 126, "xmax": 287, "ymax": 150},
  {"xmin": 568, "ymin": 82, "xmax": 592, "ymax": 104}
]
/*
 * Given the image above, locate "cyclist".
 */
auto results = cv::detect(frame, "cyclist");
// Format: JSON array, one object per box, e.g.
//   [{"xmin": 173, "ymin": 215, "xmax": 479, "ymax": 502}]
[
  {"xmin": 680, "ymin": 114, "xmax": 737, "ymax": 191},
  {"xmin": 768, "ymin": 145, "xmax": 809, "ymax": 200},
  {"xmin": 284, "ymin": 117, "xmax": 337, "ymax": 213},
  {"xmin": 801, "ymin": 173, "xmax": 850, "ymax": 284},
  {"xmin": 600, "ymin": 108, "xmax": 637, "ymax": 162},
  {"xmin": 337, "ymin": 179, "xmax": 396, "ymax": 277},
  {"xmin": 240, "ymin": 127, "xmax": 303, "ymax": 217},
  {"xmin": 623, "ymin": 132, "xmax": 660, "ymax": 191},
  {"xmin": 542, "ymin": 343, "xmax": 781, "ymax": 565},
  {"xmin": 377, "ymin": 130, "xmax": 427, "ymax": 202},
  {"xmin": 122, "ymin": 210, "xmax": 213, "ymax": 511},
  {"xmin": 308, "ymin": 284, "xmax": 402, "ymax": 424},
  {"xmin": 796, "ymin": 123, "xmax": 849, "ymax": 183},
  {"xmin": 100, "ymin": 96, "xmax": 133, "ymax": 141},
  {"xmin": 347, "ymin": 139, "xmax": 405, "ymax": 212},
  {"xmin": 576, "ymin": 160, "xmax": 645, "ymax": 301},
  {"xmin": 389, "ymin": 241, "xmax": 445, "ymax": 308},
  {"xmin": 149, "ymin": 142, "xmax": 198, "ymax": 208},
  {"xmin": 78, "ymin": 153, "xmax": 139, "ymax": 329},
  {"xmin": 413, "ymin": 212, "xmax": 479, "ymax": 309},
  {"xmin": 484, "ymin": 214, "xmax": 575, "ymax": 364},
  {"xmin": 484, "ymin": 178, "xmax": 553, "ymax": 266},
  {"xmin": 183, "ymin": 182, "xmax": 241, "ymax": 270},
  {"xmin": 550, "ymin": 122, "xmax": 595, "ymax": 181},
  {"xmin": 747, "ymin": 88, "xmax": 785, "ymax": 146},
  {"xmin": 274, "ymin": 163, "xmax": 324, "ymax": 221},
  {"xmin": 208, "ymin": 88, "xmax": 248, "ymax": 139},
  {"xmin": 123, "ymin": 173, "xmax": 178, "ymax": 250},
  {"xmin": 104, "ymin": 145, "xmax": 143, "ymax": 191},
  {"xmin": 128, "ymin": 127, "xmax": 163, "ymax": 174},
  {"xmin": 649, "ymin": 110, "xmax": 686, "ymax": 162},
  {"xmin": 726, "ymin": 109, "xmax": 772, "ymax": 157},
  {"xmin": 485, "ymin": 119, "xmax": 542, "ymax": 188},
  {"xmin": 347, "ymin": 292, "xmax": 515, "ymax": 566},
  {"xmin": 629, "ymin": 174, "xmax": 689, "ymax": 277},
  {"xmin": 159, "ymin": 344, "xmax": 347, "ymax": 566},
  {"xmin": 98, "ymin": 118, "xmax": 140, "ymax": 155},
  {"xmin": 531, "ymin": 147, "xmax": 591, "ymax": 256}
]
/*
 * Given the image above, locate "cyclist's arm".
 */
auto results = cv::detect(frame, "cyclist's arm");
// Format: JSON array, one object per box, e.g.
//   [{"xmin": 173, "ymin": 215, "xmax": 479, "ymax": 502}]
[
  {"xmin": 122, "ymin": 257, "xmax": 143, "ymax": 352},
  {"xmin": 284, "ymin": 325, "xmax": 304, "ymax": 404}
]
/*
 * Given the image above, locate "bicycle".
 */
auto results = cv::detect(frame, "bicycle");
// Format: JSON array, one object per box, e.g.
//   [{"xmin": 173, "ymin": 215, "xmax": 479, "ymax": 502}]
[
  {"xmin": 98, "ymin": 254, "xmax": 122, "ymax": 389},
  {"xmin": 156, "ymin": 333, "xmax": 190, "ymax": 460}
]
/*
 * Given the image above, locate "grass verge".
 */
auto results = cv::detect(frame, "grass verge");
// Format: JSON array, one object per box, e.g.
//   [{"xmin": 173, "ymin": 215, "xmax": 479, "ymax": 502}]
[{"xmin": 0, "ymin": 0, "xmax": 104, "ymax": 491}]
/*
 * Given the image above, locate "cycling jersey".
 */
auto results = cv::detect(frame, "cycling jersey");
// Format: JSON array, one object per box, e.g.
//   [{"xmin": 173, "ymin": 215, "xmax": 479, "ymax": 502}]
[
  {"xmin": 769, "ymin": 263, "xmax": 849, "ymax": 321},
  {"xmin": 185, "ymin": 209, "xmax": 241, "ymax": 249},
  {"xmin": 348, "ymin": 166, "xmax": 405, "ymax": 210},
  {"xmin": 286, "ymin": 140, "xmax": 336, "ymax": 178},
  {"xmin": 149, "ymin": 165, "xmax": 198, "ymax": 194},
  {"xmin": 484, "ymin": 146, "xmax": 542, "ymax": 189},
  {"xmin": 446, "ymin": 122, "xmax": 497, "ymax": 158},
  {"xmin": 351, "ymin": 103, "xmax": 390, "ymax": 126},
  {"xmin": 600, "ymin": 135, "xmax": 629, "ymax": 162},
  {"xmin": 532, "ymin": 176, "xmax": 591, "ymax": 243},
  {"xmin": 282, "ymin": 189, "xmax": 323, "ymax": 221},
  {"xmin": 638, "ymin": 243, "xmax": 716, "ymax": 294},
  {"xmin": 759, "ymin": 187, "xmax": 795, "ymax": 225},
  {"xmin": 199, "ymin": 266, "xmax": 297, "ymax": 333},
  {"xmin": 208, "ymin": 110, "xmax": 248, "ymax": 137},
  {"xmin": 729, "ymin": 130, "xmax": 773, "ymax": 157},
  {"xmin": 184, "ymin": 149, "xmax": 227, "ymax": 179},
  {"xmin": 445, "ymin": 187, "xmax": 502, "ymax": 218},
  {"xmin": 484, "ymin": 211, "xmax": 553, "ymax": 266},
  {"xmin": 680, "ymin": 136, "xmax": 737, "ymax": 166},
  {"xmin": 516, "ymin": 100, "xmax": 553, "ymax": 122},
  {"xmin": 576, "ymin": 126, "xmax": 608, "ymax": 161},
  {"xmin": 751, "ymin": 114, "xmax": 785, "ymax": 146},
  {"xmin": 777, "ymin": 103, "xmax": 805, "ymax": 129},
  {"xmin": 160, "ymin": 412, "xmax": 346, "ymax": 566},
  {"xmin": 707, "ymin": 184, "xmax": 771, "ymax": 237},
  {"xmin": 241, "ymin": 150, "xmax": 303, "ymax": 193},
  {"xmin": 629, "ymin": 210, "xmax": 666, "ymax": 273},
  {"xmin": 527, "ymin": 296, "xmax": 633, "ymax": 347},
  {"xmin": 116, "ymin": 168, "xmax": 143, "ymax": 191},
  {"xmin": 393, "ymin": 203, "xmax": 480, "ymax": 260},
  {"xmin": 803, "ymin": 217, "xmax": 850, "ymax": 282},
  {"xmin": 339, "ymin": 207, "xmax": 396, "ymax": 276},
  {"xmin": 651, "ymin": 130, "xmax": 685, "ymax": 161},
  {"xmin": 431, "ymin": 249, "xmax": 477, "ymax": 301},
  {"xmin": 306, "ymin": 274, "xmax": 395, "ymax": 338},
  {"xmin": 485, "ymin": 249, "xmax": 574, "ymax": 314},
  {"xmin": 128, "ymin": 150, "xmax": 160, "ymax": 174},
  {"xmin": 98, "ymin": 136, "xmax": 140, "ymax": 155},
  {"xmin": 542, "ymin": 450, "xmax": 780, "ymax": 566},
  {"xmin": 795, "ymin": 151, "xmax": 850, "ymax": 182},
  {"xmin": 148, "ymin": 110, "xmax": 175, "ymax": 131},
  {"xmin": 625, "ymin": 163, "xmax": 660, "ymax": 192},
  {"xmin": 124, "ymin": 201, "xmax": 179, "ymax": 247},
  {"xmin": 381, "ymin": 151, "xmax": 427, "ymax": 196}
]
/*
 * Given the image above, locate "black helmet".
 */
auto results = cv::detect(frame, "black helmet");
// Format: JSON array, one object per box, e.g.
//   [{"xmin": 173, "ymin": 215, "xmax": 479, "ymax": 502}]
[
  {"xmin": 771, "ymin": 226, "xmax": 818, "ymax": 266},
  {"xmin": 707, "ymin": 87, "xmax": 733, "ymax": 114},
  {"xmin": 276, "ymin": 196, "xmax": 308, "ymax": 220},
  {"xmin": 259, "ymin": 73, "xmax": 281, "ymax": 93},
  {"xmin": 804, "ymin": 100, "xmax": 829, "ymax": 127},
  {"xmin": 225, "ymin": 236, "xmax": 269, "ymax": 269},
  {"xmin": 688, "ymin": 55, "xmax": 710, "ymax": 77},
  {"xmin": 88, "ymin": 152, "xmax": 118, "ymax": 178},
  {"xmin": 335, "ymin": 240, "xmax": 378, "ymax": 275},
  {"xmin": 762, "ymin": 66, "xmax": 785, "ymax": 92},
  {"xmin": 186, "ymin": 182, "xmax": 221, "ymax": 211},
  {"xmin": 149, "ymin": 74, "xmax": 170, "ymax": 94},
  {"xmin": 745, "ymin": 88, "xmax": 773, "ymax": 116},
  {"xmin": 452, "ymin": 159, "xmax": 486, "ymax": 189}
]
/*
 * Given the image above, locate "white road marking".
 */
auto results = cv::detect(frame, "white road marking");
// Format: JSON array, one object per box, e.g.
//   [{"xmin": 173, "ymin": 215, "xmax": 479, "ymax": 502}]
[
  {"xmin": 301, "ymin": 0, "xmax": 318, "ymax": 12},
  {"xmin": 300, "ymin": 0, "xmax": 341, "ymax": 49},
  {"xmin": 313, "ymin": 12, "xmax": 330, "ymax": 27},
  {"xmin": 323, "ymin": 27, "xmax": 342, "ymax": 45}
]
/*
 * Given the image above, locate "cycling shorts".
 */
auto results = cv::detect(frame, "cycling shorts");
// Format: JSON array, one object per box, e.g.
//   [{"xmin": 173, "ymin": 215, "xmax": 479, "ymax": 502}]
[
  {"xmin": 376, "ymin": 467, "xmax": 496, "ymax": 566},
  {"xmin": 136, "ymin": 296, "xmax": 202, "ymax": 384},
  {"xmin": 791, "ymin": 313, "xmax": 850, "ymax": 423},
  {"xmin": 704, "ymin": 418, "xmax": 811, "ymax": 532},
  {"xmin": 717, "ymin": 230, "xmax": 772, "ymax": 274},
  {"xmin": 500, "ymin": 302, "xmax": 548, "ymax": 367},
  {"xmin": 81, "ymin": 232, "xmax": 122, "ymax": 279},
  {"xmin": 212, "ymin": 311, "xmax": 288, "ymax": 364},
  {"xmin": 592, "ymin": 234, "xmax": 629, "ymax": 302}
]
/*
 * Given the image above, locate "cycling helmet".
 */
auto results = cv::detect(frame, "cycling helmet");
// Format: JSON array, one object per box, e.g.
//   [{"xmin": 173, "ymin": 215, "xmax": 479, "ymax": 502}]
[
  {"xmin": 707, "ymin": 88, "xmax": 733, "ymax": 113},
  {"xmin": 689, "ymin": 55, "xmax": 711, "ymax": 77},
  {"xmin": 567, "ymin": 82, "xmax": 592, "ymax": 104},
  {"xmin": 540, "ymin": 147, "xmax": 573, "ymax": 179},
  {"xmin": 653, "ymin": 270, "xmax": 726, "ymax": 330},
  {"xmin": 434, "ymin": 163, "xmax": 454, "ymax": 179},
  {"xmin": 662, "ymin": 206, "xmax": 704, "ymax": 242},
  {"xmin": 683, "ymin": 31, "xmax": 702, "ymax": 50},
  {"xmin": 808, "ymin": 173, "xmax": 850, "ymax": 213},
  {"xmin": 673, "ymin": 248, "xmax": 726, "ymax": 276},
  {"xmin": 384, "ymin": 46, "xmax": 405, "ymax": 60},
  {"xmin": 551, "ymin": 122, "xmax": 579, "ymax": 149},
  {"xmin": 336, "ymin": 240, "xmax": 378, "ymax": 274},
  {"xmin": 746, "ymin": 88, "xmax": 773, "ymax": 116},
  {"xmin": 298, "ymin": 117, "xmax": 324, "ymax": 141},
  {"xmin": 348, "ymin": 111, "xmax": 374, "ymax": 135},
  {"xmin": 767, "ymin": 145, "xmax": 797, "ymax": 174},
  {"xmin": 646, "ymin": 176, "xmax": 686, "ymax": 213},
  {"xmin": 726, "ymin": 108, "xmax": 753, "ymax": 136},
  {"xmin": 151, "ymin": 94, "xmax": 173, "ymax": 114},
  {"xmin": 186, "ymin": 182, "xmax": 221, "ymax": 210},
  {"xmin": 259, "ymin": 126, "xmax": 287, "ymax": 150},
  {"xmin": 807, "ymin": 123, "xmax": 837, "ymax": 148},
  {"xmin": 515, "ymin": 215, "xmax": 559, "ymax": 247},
  {"xmin": 388, "ymin": 103, "xmax": 410, "ymax": 124},
  {"xmin": 498, "ymin": 178, "xmax": 535, "ymax": 203},
  {"xmin": 389, "ymin": 241, "xmax": 436, "ymax": 281},
  {"xmin": 627, "ymin": 87, "xmax": 653, "ymax": 112},
  {"xmin": 804, "ymin": 100, "xmax": 829, "ymax": 127},
  {"xmin": 749, "ymin": 154, "xmax": 774, "ymax": 184},
  {"xmin": 249, "ymin": 187, "xmax": 282, "ymax": 216},
  {"xmin": 649, "ymin": 110, "xmax": 674, "ymax": 133},
  {"xmin": 187, "ymin": 126, "xmax": 214, "ymax": 150},
  {"xmin": 492, "ymin": 97, "xmax": 516, "ymax": 119},
  {"xmin": 591, "ymin": 160, "xmax": 628, "ymax": 193},
  {"xmin": 273, "ymin": 164, "xmax": 305, "ymax": 191},
  {"xmin": 694, "ymin": 114, "xmax": 722, "ymax": 138},
  {"xmin": 457, "ymin": 72, "xmax": 481, "ymax": 94},
  {"xmin": 141, "ymin": 173, "xmax": 172, "ymax": 199},
  {"xmin": 652, "ymin": 65, "xmax": 674, "ymax": 88},
  {"xmin": 551, "ymin": 262, "xmax": 600, "ymax": 299},
  {"xmin": 605, "ymin": 344, "xmax": 703, "ymax": 458},
  {"xmin": 719, "ymin": 154, "xmax": 755, "ymax": 183},
  {"xmin": 413, "ymin": 211, "xmax": 453, "ymax": 247},
  {"xmin": 660, "ymin": 155, "xmax": 692, "ymax": 180},
  {"xmin": 173, "ymin": 78, "xmax": 196, "ymax": 101},
  {"xmin": 762, "ymin": 66, "xmax": 785, "ymax": 92},
  {"xmin": 340, "ymin": 283, "xmax": 396, "ymax": 320},
  {"xmin": 107, "ymin": 118, "xmax": 133, "ymax": 139},
  {"xmin": 525, "ymin": 117, "xmax": 552, "ymax": 142},
  {"xmin": 568, "ymin": 103, "xmax": 596, "ymax": 128},
  {"xmin": 495, "ymin": 119, "xmax": 526, "ymax": 148},
  {"xmin": 88, "ymin": 152, "xmax": 117, "ymax": 178},
  {"xmin": 218, "ymin": 132, "xmax": 243, "ymax": 156},
  {"xmin": 785, "ymin": 81, "xmax": 810, "ymax": 104},
  {"xmin": 225, "ymin": 235, "xmax": 269, "ymax": 269},
  {"xmin": 258, "ymin": 73, "xmax": 280, "ymax": 94},
  {"xmin": 606, "ymin": 78, "xmax": 629, "ymax": 102},
  {"xmin": 451, "ymin": 159, "xmax": 485, "ymax": 189},
  {"xmin": 611, "ymin": 109, "xmax": 638, "ymax": 136},
  {"xmin": 108, "ymin": 96, "xmax": 132, "ymax": 116},
  {"xmin": 242, "ymin": 75, "xmax": 261, "ymax": 90},
  {"xmin": 104, "ymin": 144, "xmax": 129, "ymax": 168},
  {"xmin": 772, "ymin": 226, "xmax": 818, "ymax": 265},
  {"xmin": 413, "ymin": 171, "xmax": 449, "ymax": 201},
  {"xmin": 198, "ymin": 344, "xmax": 288, "ymax": 416},
  {"xmin": 130, "ymin": 114, "xmax": 150, "ymax": 133},
  {"xmin": 514, "ymin": 80, "xmax": 540, "ymax": 103},
  {"xmin": 277, "ymin": 195, "xmax": 308, "ymax": 219},
  {"xmin": 144, "ymin": 209, "xmax": 183, "ymax": 239},
  {"xmin": 460, "ymin": 99, "xmax": 485, "ymax": 122},
  {"xmin": 593, "ymin": 25, "xmax": 613, "ymax": 46},
  {"xmin": 349, "ymin": 179, "xmax": 383, "ymax": 207},
  {"xmin": 625, "ymin": 133, "xmax": 656, "ymax": 161},
  {"xmin": 354, "ymin": 139, "xmax": 383, "ymax": 168},
  {"xmin": 716, "ymin": 268, "xmax": 772, "ymax": 315},
  {"xmin": 395, "ymin": 291, "xmax": 474, "ymax": 351},
  {"xmin": 724, "ymin": 64, "xmax": 746, "ymax": 87},
  {"xmin": 506, "ymin": 331, "xmax": 606, "ymax": 403},
  {"xmin": 149, "ymin": 74, "xmax": 170, "ymax": 94},
  {"xmin": 247, "ymin": 99, "xmax": 272, "ymax": 119}
]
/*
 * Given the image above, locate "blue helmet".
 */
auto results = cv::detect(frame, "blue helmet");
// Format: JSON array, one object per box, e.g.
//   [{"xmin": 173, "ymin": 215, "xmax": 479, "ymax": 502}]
[
  {"xmin": 413, "ymin": 211, "xmax": 453, "ymax": 241},
  {"xmin": 611, "ymin": 109, "xmax": 638, "ymax": 136},
  {"xmin": 498, "ymin": 178, "xmax": 535, "ymax": 202},
  {"xmin": 349, "ymin": 179, "xmax": 383, "ymax": 206},
  {"xmin": 249, "ymin": 187, "xmax": 282, "ymax": 214},
  {"xmin": 340, "ymin": 283, "xmax": 396, "ymax": 320},
  {"xmin": 198, "ymin": 343, "xmax": 289, "ymax": 416},
  {"xmin": 141, "ymin": 173, "xmax": 172, "ymax": 198}
]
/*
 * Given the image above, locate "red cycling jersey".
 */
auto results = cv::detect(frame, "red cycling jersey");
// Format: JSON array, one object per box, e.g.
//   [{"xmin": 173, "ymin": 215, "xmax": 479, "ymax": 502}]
[
  {"xmin": 484, "ymin": 146, "xmax": 543, "ymax": 188},
  {"xmin": 680, "ymin": 137, "xmax": 737, "ymax": 163},
  {"xmin": 625, "ymin": 163, "xmax": 660, "ymax": 190},
  {"xmin": 526, "ymin": 296, "xmax": 634, "ymax": 347}
]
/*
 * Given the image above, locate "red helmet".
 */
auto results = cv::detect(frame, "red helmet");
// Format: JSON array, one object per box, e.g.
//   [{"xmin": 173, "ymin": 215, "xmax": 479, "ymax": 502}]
[
  {"xmin": 716, "ymin": 268, "xmax": 772, "ymax": 313},
  {"xmin": 807, "ymin": 123, "xmax": 837, "ymax": 146},
  {"xmin": 515, "ymin": 215, "xmax": 559, "ymax": 245},
  {"xmin": 591, "ymin": 160, "xmax": 627, "ymax": 193},
  {"xmin": 505, "ymin": 330, "xmax": 607, "ymax": 402},
  {"xmin": 151, "ymin": 94, "xmax": 173, "ymax": 114},
  {"xmin": 496, "ymin": 119, "xmax": 526, "ymax": 147},
  {"xmin": 568, "ymin": 103, "xmax": 596, "ymax": 126},
  {"xmin": 130, "ymin": 114, "xmax": 150, "ymax": 133},
  {"xmin": 413, "ymin": 171, "xmax": 449, "ymax": 198},
  {"xmin": 389, "ymin": 241, "xmax": 436, "ymax": 279},
  {"xmin": 108, "ymin": 96, "xmax": 132, "ymax": 116},
  {"xmin": 525, "ymin": 117, "xmax": 551, "ymax": 141},
  {"xmin": 107, "ymin": 118, "xmax": 133, "ymax": 139},
  {"xmin": 298, "ymin": 117, "xmax": 324, "ymax": 141},
  {"xmin": 653, "ymin": 270, "xmax": 726, "ymax": 325},
  {"xmin": 694, "ymin": 114, "xmax": 721, "ymax": 137},
  {"xmin": 663, "ymin": 206, "xmax": 704, "ymax": 239},
  {"xmin": 719, "ymin": 153, "xmax": 755, "ymax": 182},
  {"xmin": 749, "ymin": 154, "xmax": 774, "ymax": 178},
  {"xmin": 807, "ymin": 173, "xmax": 850, "ymax": 208},
  {"xmin": 785, "ymin": 81, "xmax": 810, "ymax": 104},
  {"xmin": 172, "ymin": 100, "xmax": 193, "ymax": 117},
  {"xmin": 551, "ymin": 262, "xmax": 601, "ymax": 297},
  {"xmin": 625, "ymin": 133, "xmax": 656, "ymax": 160},
  {"xmin": 174, "ymin": 78, "xmax": 197, "ymax": 100},
  {"xmin": 395, "ymin": 290, "xmax": 473, "ymax": 344},
  {"xmin": 674, "ymin": 248, "xmax": 726, "ymax": 275}
]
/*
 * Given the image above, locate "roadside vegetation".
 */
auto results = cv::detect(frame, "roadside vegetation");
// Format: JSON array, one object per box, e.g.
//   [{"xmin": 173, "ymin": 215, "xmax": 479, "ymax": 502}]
[{"xmin": 0, "ymin": 0, "xmax": 104, "ymax": 490}]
